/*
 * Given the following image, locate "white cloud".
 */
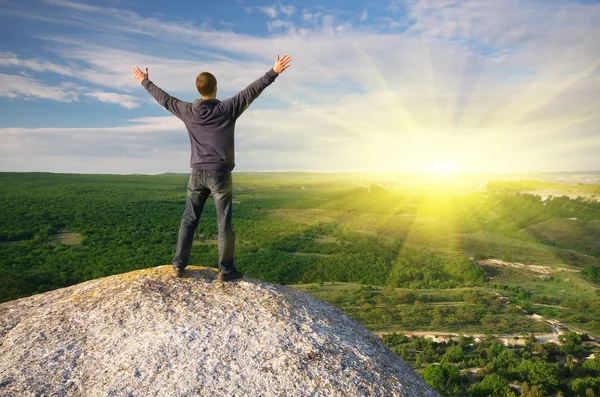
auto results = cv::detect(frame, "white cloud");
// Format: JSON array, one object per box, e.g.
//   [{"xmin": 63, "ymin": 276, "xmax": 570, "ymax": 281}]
[
  {"xmin": 0, "ymin": 74, "xmax": 80, "ymax": 102},
  {"xmin": 321, "ymin": 15, "xmax": 335, "ymax": 29},
  {"xmin": 279, "ymin": 5, "xmax": 295, "ymax": 17},
  {"xmin": 220, "ymin": 21, "xmax": 236, "ymax": 29},
  {"xmin": 0, "ymin": 52, "xmax": 74, "ymax": 75},
  {"xmin": 0, "ymin": 116, "xmax": 188, "ymax": 173},
  {"xmin": 38, "ymin": 0, "xmax": 213, "ymax": 41},
  {"xmin": 360, "ymin": 10, "xmax": 368, "ymax": 22},
  {"xmin": 258, "ymin": 6, "xmax": 277, "ymax": 19},
  {"xmin": 42, "ymin": 40, "xmax": 270, "ymax": 95},
  {"xmin": 267, "ymin": 19, "xmax": 293, "ymax": 32},
  {"xmin": 85, "ymin": 92, "xmax": 139, "ymax": 109},
  {"xmin": 43, "ymin": 0, "xmax": 96, "ymax": 12},
  {"xmin": 406, "ymin": 0, "xmax": 599, "ymax": 52},
  {"xmin": 0, "ymin": 7, "xmax": 77, "ymax": 25}
]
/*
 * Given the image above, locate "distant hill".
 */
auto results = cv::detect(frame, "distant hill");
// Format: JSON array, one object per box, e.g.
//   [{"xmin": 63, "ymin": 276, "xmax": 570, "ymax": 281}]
[
  {"xmin": 524, "ymin": 218, "xmax": 600, "ymax": 256},
  {"xmin": 320, "ymin": 185, "xmax": 407, "ymax": 214}
]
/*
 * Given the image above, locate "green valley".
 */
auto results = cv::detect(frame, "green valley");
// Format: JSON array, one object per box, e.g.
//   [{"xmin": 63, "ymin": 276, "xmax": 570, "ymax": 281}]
[{"xmin": 2, "ymin": 171, "xmax": 600, "ymax": 396}]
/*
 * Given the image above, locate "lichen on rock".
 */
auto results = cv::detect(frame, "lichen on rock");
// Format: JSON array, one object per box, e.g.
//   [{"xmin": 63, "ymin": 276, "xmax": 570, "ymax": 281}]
[{"xmin": 0, "ymin": 265, "xmax": 440, "ymax": 396}]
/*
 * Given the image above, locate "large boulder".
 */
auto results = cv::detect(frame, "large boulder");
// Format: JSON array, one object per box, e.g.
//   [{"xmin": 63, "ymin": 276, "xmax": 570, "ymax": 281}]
[{"xmin": 0, "ymin": 266, "xmax": 440, "ymax": 396}]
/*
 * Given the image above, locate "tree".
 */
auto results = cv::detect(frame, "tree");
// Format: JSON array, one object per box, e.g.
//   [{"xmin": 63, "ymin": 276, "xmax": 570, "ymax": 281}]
[
  {"xmin": 494, "ymin": 349, "xmax": 518, "ymax": 374},
  {"xmin": 422, "ymin": 364, "xmax": 445, "ymax": 391},
  {"xmin": 559, "ymin": 331, "xmax": 583, "ymax": 354},
  {"xmin": 584, "ymin": 356, "xmax": 600, "ymax": 376},
  {"xmin": 517, "ymin": 360, "xmax": 560, "ymax": 391},
  {"xmin": 520, "ymin": 383, "xmax": 545, "ymax": 397},
  {"xmin": 587, "ymin": 388, "xmax": 596, "ymax": 397},
  {"xmin": 443, "ymin": 345, "xmax": 464, "ymax": 363},
  {"xmin": 439, "ymin": 363, "xmax": 461, "ymax": 385},
  {"xmin": 582, "ymin": 265, "xmax": 600, "ymax": 282},
  {"xmin": 422, "ymin": 363, "xmax": 460, "ymax": 395},
  {"xmin": 572, "ymin": 377, "xmax": 600, "ymax": 396},
  {"xmin": 471, "ymin": 374, "xmax": 511, "ymax": 397}
]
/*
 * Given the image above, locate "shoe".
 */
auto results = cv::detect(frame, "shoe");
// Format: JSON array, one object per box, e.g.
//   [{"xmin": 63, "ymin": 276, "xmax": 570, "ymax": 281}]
[
  {"xmin": 172, "ymin": 266, "xmax": 185, "ymax": 278},
  {"xmin": 218, "ymin": 270, "xmax": 244, "ymax": 282}
]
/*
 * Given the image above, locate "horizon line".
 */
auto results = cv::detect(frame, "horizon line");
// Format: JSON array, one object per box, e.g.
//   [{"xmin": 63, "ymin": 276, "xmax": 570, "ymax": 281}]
[{"xmin": 2, "ymin": 170, "xmax": 600, "ymax": 176}]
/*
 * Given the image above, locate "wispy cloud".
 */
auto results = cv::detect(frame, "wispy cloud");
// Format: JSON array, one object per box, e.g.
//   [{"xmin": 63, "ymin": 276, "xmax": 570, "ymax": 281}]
[
  {"xmin": 0, "ymin": 74, "xmax": 80, "ymax": 102},
  {"xmin": 85, "ymin": 92, "xmax": 139, "ymax": 109},
  {"xmin": 0, "ymin": 52, "xmax": 74, "ymax": 76},
  {"xmin": 39, "ymin": 0, "xmax": 212, "ymax": 40},
  {"xmin": 0, "ymin": 116, "xmax": 187, "ymax": 173},
  {"xmin": 267, "ymin": 19, "xmax": 294, "ymax": 32},
  {"xmin": 258, "ymin": 5, "xmax": 277, "ymax": 19},
  {"xmin": 279, "ymin": 5, "xmax": 295, "ymax": 18}
]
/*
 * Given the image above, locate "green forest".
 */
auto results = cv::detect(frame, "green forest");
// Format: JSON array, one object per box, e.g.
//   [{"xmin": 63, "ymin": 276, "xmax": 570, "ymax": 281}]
[
  {"xmin": 384, "ymin": 331, "xmax": 600, "ymax": 397},
  {"xmin": 2, "ymin": 171, "xmax": 600, "ymax": 396}
]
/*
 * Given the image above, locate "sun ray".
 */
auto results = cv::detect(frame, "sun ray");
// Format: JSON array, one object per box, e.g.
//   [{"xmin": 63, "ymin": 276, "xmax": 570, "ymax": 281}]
[
  {"xmin": 500, "ymin": 60, "xmax": 600, "ymax": 127},
  {"xmin": 478, "ymin": 43, "xmax": 600, "ymax": 132},
  {"xmin": 485, "ymin": 108, "xmax": 600, "ymax": 159},
  {"xmin": 351, "ymin": 42, "xmax": 420, "ymax": 133}
]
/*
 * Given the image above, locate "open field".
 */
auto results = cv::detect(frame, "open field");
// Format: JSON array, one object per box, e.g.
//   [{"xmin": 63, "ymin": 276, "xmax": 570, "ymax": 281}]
[{"xmin": 52, "ymin": 230, "xmax": 83, "ymax": 245}]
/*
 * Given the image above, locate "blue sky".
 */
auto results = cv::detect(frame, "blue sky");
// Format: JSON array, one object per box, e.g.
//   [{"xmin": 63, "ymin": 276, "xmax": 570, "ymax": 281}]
[{"xmin": 0, "ymin": 0, "xmax": 599, "ymax": 174}]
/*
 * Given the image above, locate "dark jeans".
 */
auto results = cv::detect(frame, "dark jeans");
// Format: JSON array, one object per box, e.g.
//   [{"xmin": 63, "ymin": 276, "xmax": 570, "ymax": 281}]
[{"xmin": 172, "ymin": 170, "xmax": 236, "ymax": 274}]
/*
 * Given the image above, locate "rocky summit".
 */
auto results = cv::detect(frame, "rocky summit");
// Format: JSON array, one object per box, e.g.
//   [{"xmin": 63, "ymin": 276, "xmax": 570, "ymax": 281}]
[{"xmin": 0, "ymin": 266, "xmax": 440, "ymax": 396}]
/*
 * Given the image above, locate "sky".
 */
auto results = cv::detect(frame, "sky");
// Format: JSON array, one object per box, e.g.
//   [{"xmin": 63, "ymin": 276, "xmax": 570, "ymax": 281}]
[{"xmin": 0, "ymin": 0, "xmax": 599, "ymax": 174}]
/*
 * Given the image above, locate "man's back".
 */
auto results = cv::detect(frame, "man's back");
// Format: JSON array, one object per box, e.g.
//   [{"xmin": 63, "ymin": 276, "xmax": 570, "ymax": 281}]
[{"xmin": 140, "ymin": 68, "xmax": 280, "ymax": 171}]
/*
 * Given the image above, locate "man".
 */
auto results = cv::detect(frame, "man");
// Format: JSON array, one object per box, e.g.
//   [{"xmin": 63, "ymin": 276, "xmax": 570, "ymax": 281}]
[{"xmin": 132, "ymin": 54, "xmax": 292, "ymax": 281}]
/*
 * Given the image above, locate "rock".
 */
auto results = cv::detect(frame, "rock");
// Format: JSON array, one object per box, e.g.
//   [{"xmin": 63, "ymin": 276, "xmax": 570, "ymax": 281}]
[{"xmin": 0, "ymin": 266, "xmax": 440, "ymax": 396}]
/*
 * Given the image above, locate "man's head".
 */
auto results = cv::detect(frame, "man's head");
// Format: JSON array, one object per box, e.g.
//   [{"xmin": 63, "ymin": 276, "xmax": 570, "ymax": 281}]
[{"xmin": 196, "ymin": 72, "xmax": 217, "ymax": 99}]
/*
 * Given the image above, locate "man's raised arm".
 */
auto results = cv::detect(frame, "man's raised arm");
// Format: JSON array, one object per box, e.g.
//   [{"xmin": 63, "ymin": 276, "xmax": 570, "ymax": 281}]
[
  {"xmin": 132, "ymin": 66, "xmax": 188, "ymax": 121},
  {"xmin": 222, "ymin": 54, "xmax": 292, "ymax": 119}
]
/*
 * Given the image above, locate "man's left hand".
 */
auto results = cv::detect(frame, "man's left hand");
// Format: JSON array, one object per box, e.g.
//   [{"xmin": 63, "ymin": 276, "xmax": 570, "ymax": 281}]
[{"xmin": 132, "ymin": 66, "xmax": 148, "ymax": 83}]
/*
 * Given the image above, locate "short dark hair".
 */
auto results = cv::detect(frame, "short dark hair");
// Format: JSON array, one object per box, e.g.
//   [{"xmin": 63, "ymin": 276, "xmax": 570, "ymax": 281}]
[{"xmin": 196, "ymin": 72, "xmax": 217, "ymax": 97}]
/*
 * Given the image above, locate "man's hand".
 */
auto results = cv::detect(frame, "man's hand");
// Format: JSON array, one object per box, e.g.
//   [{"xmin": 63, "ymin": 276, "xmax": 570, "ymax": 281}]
[
  {"xmin": 273, "ymin": 54, "xmax": 292, "ymax": 74},
  {"xmin": 132, "ymin": 66, "xmax": 148, "ymax": 83}
]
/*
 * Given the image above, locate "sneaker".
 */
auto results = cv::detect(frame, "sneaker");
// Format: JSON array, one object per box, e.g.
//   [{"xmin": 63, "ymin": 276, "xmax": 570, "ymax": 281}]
[
  {"xmin": 172, "ymin": 266, "xmax": 185, "ymax": 278},
  {"xmin": 218, "ymin": 270, "xmax": 244, "ymax": 282}
]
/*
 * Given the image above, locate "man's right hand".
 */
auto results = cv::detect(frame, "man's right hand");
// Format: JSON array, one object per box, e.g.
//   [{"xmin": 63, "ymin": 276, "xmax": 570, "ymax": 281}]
[
  {"xmin": 273, "ymin": 54, "xmax": 292, "ymax": 74},
  {"xmin": 132, "ymin": 66, "xmax": 149, "ymax": 83}
]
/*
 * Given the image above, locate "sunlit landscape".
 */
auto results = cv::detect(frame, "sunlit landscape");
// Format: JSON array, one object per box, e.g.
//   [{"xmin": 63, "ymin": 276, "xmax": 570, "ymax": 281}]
[
  {"xmin": 2, "ymin": 0, "xmax": 600, "ymax": 394},
  {"xmin": 2, "ymin": 171, "xmax": 600, "ymax": 395}
]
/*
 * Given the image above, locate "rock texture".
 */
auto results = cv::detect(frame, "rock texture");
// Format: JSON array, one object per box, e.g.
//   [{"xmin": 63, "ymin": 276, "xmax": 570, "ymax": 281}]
[{"xmin": 0, "ymin": 266, "xmax": 440, "ymax": 396}]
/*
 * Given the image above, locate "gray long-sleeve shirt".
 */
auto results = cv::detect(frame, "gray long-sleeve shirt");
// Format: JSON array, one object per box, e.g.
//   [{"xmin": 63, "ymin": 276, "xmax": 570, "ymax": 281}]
[{"xmin": 141, "ymin": 68, "xmax": 279, "ymax": 171}]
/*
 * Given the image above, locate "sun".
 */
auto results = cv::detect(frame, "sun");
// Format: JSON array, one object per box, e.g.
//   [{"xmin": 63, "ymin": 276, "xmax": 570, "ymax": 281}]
[{"xmin": 430, "ymin": 160, "xmax": 456, "ymax": 174}]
